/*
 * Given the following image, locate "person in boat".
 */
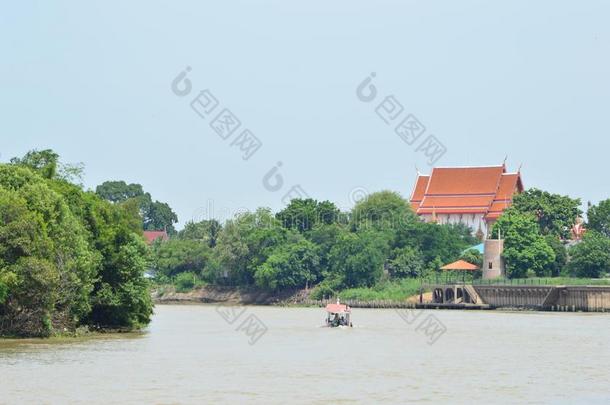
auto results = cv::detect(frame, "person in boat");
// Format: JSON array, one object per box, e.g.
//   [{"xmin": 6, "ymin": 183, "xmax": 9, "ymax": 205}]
[{"xmin": 331, "ymin": 313, "xmax": 339, "ymax": 327}]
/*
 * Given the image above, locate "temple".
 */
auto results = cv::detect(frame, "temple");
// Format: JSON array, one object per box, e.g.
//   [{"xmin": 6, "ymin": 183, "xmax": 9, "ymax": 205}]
[{"xmin": 409, "ymin": 163, "xmax": 524, "ymax": 238}]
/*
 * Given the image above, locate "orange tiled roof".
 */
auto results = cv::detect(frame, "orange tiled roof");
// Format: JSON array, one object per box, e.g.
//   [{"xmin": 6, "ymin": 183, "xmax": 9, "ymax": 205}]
[
  {"xmin": 441, "ymin": 259, "xmax": 480, "ymax": 271},
  {"xmin": 485, "ymin": 201, "xmax": 511, "ymax": 219},
  {"xmin": 485, "ymin": 173, "xmax": 524, "ymax": 220},
  {"xmin": 410, "ymin": 165, "xmax": 523, "ymax": 221},
  {"xmin": 495, "ymin": 173, "xmax": 522, "ymax": 199},
  {"xmin": 424, "ymin": 166, "xmax": 504, "ymax": 195},
  {"xmin": 143, "ymin": 230, "xmax": 169, "ymax": 244},
  {"xmin": 410, "ymin": 175, "xmax": 429, "ymax": 202}
]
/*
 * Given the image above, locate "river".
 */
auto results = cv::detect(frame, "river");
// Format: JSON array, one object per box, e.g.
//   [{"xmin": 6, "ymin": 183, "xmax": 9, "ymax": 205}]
[{"xmin": 1, "ymin": 305, "xmax": 609, "ymax": 404}]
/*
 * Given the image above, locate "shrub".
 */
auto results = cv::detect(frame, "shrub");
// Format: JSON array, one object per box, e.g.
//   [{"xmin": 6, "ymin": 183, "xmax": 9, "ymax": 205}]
[{"xmin": 174, "ymin": 272, "xmax": 202, "ymax": 293}]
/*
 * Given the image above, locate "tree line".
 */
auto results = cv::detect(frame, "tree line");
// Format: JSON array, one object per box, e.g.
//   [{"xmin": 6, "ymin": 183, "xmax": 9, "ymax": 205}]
[
  {"xmin": 150, "ymin": 191, "xmax": 481, "ymax": 297},
  {"xmin": 148, "ymin": 187, "xmax": 610, "ymax": 296}
]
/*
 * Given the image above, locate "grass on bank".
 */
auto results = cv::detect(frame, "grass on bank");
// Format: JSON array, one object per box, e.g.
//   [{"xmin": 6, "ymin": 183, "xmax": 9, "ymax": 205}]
[
  {"xmin": 168, "ymin": 272, "xmax": 207, "ymax": 293},
  {"xmin": 331, "ymin": 279, "xmax": 423, "ymax": 302}
]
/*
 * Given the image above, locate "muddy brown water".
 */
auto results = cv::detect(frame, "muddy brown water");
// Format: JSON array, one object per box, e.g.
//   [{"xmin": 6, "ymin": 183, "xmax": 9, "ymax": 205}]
[{"xmin": 1, "ymin": 305, "xmax": 609, "ymax": 404}]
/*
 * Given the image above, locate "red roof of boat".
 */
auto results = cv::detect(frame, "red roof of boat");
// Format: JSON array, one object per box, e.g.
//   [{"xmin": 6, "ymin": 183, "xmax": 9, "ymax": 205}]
[{"xmin": 325, "ymin": 303, "xmax": 350, "ymax": 313}]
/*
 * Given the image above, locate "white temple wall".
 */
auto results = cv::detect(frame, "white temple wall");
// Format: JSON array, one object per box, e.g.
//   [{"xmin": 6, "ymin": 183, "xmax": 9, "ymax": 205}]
[{"xmin": 418, "ymin": 213, "xmax": 488, "ymax": 236}]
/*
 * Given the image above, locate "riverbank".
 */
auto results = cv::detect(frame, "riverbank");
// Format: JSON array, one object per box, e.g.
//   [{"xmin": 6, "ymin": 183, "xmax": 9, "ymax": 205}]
[
  {"xmin": 152, "ymin": 285, "xmax": 420, "ymax": 307},
  {"xmin": 152, "ymin": 278, "xmax": 426, "ymax": 306},
  {"xmin": 152, "ymin": 285, "xmax": 311, "ymax": 305},
  {"xmin": 0, "ymin": 326, "xmax": 142, "ymax": 341},
  {"xmin": 153, "ymin": 279, "xmax": 610, "ymax": 312}
]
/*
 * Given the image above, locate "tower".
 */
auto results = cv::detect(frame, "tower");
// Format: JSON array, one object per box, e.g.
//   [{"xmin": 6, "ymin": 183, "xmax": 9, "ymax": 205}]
[{"xmin": 483, "ymin": 236, "xmax": 505, "ymax": 279}]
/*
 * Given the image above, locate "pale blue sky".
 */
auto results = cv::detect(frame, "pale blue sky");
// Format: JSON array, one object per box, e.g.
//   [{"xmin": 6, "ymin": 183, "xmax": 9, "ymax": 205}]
[{"xmin": 2, "ymin": 1, "xmax": 609, "ymax": 227}]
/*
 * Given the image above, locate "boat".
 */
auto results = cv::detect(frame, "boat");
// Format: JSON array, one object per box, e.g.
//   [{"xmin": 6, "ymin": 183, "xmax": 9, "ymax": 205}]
[{"xmin": 325, "ymin": 299, "xmax": 353, "ymax": 327}]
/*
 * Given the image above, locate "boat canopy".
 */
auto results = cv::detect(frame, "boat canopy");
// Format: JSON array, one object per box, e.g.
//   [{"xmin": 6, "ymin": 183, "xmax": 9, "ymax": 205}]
[{"xmin": 325, "ymin": 303, "xmax": 350, "ymax": 314}]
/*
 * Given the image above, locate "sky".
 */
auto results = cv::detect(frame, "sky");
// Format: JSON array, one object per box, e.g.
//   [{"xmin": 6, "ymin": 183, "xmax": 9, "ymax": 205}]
[{"xmin": 1, "ymin": 1, "xmax": 609, "ymax": 228}]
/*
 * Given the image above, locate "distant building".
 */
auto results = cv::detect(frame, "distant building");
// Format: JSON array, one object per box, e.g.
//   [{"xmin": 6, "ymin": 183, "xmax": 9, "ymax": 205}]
[
  {"xmin": 143, "ymin": 230, "xmax": 169, "ymax": 245},
  {"xmin": 570, "ymin": 217, "xmax": 586, "ymax": 241},
  {"xmin": 409, "ymin": 163, "xmax": 524, "ymax": 238}
]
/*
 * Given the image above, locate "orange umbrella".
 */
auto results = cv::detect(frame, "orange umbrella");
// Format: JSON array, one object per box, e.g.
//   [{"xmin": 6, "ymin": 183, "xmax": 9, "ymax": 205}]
[
  {"xmin": 440, "ymin": 259, "xmax": 480, "ymax": 283},
  {"xmin": 440, "ymin": 260, "xmax": 480, "ymax": 271}
]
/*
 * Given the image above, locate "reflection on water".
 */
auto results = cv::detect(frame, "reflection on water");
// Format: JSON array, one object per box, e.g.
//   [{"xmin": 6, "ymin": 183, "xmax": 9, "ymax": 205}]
[{"xmin": 1, "ymin": 305, "xmax": 609, "ymax": 404}]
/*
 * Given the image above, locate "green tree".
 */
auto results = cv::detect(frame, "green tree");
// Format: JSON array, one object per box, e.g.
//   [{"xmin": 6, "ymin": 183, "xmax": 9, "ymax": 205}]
[
  {"xmin": 544, "ymin": 235, "xmax": 567, "ymax": 276},
  {"xmin": 460, "ymin": 249, "xmax": 483, "ymax": 268},
  {"xmin": 210, "ymin": 219, "xmax": 249, "ymax": 285},
  {"xmin": 10, "ymin": 149, "xmax": 59, "ymax": 179},
  {"xmin": 96, "ymin": 181, "xmax": 178, "ymax": 234},
  {"xmin": 458, "ymin": 249, "xmax": 483, "ymax": 279},
  {"xmin": 276, "ymin": 198, "xmax": 340, "ymax": 232},
  {"xmin": 211, "ymin": 208, "xmax": 287, "ymax": 285},
  {"xmin": 493, "ymin": 211, "xmax": 555, "ymax": 278},
  {"xmin": 510, "ymin": 188, "xmax": 582, "ymax": 238},
  {"xmin": 254, "ymin": 237, "xmax": 320, "ymax": 291},
  {"xmin": 307, "ymin": 223, "xmax": 348, "ymax": 272},
  {"xmin": 0, "ymin": 166, "xmax": 97, "ymax": 336},
  {"xmin": 152, "ymin": 239, "xmax": 211, "ymax": 279},
  {"xmin": 317, "ymin": 201, "xmax": 342, "ymax": 225},
  {"xmin": 174, "ymin": 272, "xmax": 201, "ymax": 292},
  {"xmin": 142, "ymin": 198, "xmax": 178, "ymax": 234},
  {"xmin": 387, "ymin": 246, "xmax": 425, "ymax": 279},
  {"xmin": 587, "ymin": 199, "xmax": 610, "ymax": 238},
  {"xmin": 396, "ymin": 222, "xmax": 475, "ymax": 268},
  {"xmin": 50, "ymin": 178, "xmax": 153, "ymax": 330},
  {"xmin": 95, "ymin": 181, "xmax": 144, "ymax": 203},
  {"xmin": 427, "ymin": 256, "xmax": 444, "ymax": 276},
  {"xmin": 0, "ymin": 276, "xmax": 9, "ymax": 305},
  {"xmin": 568, "ymin": 231, "xmax": 610, "ymax": 278},
  {"xmin": 328, "ymin": 231, "xmax": 390, "ymax": 288},
  {"xmin": 350, "ymin": 190, "xmax": 417, "ymax": 231},
  {"xmin": 88, "ymin": 234, "xmax": 152, "ymax": 328},
  {"xmin": 178, "ymin": 219, "xmax": 221, "ymax": 247},
  {"xmin": 0, "ymin": 152, "xmax": 162, "ymax": 336},
  {"xmin": 10, "ymin": 149, "xmax": 85, "ymax": 184}
]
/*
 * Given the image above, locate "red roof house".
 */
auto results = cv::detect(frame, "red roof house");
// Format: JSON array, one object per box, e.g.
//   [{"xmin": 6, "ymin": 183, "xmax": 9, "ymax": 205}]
[
  {"xmin": 143, "ymin": 230, "xmax": 169, "ymax": 245},
  {"xmin": 410, "ymin": 163, "xmax": 523, "ymax": 237}
]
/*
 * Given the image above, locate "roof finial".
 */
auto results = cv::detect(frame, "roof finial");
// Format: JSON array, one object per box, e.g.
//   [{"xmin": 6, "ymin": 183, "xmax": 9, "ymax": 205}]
[
  {"xmin": 517, "ymin": 163, "xmax": 523, "ymax": 173},
  {"xmin": 503, "ymin": 155, "xmax": 508, "ymax": 167},
  {"xmin": 415, "ymin": 164, "xmax": 420, "ymax": 176}
]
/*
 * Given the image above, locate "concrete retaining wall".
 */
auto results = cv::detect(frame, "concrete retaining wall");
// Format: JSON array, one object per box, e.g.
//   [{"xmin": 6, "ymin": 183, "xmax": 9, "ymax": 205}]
[
  {"xmin": 556, "ymin": 287, "xmax": 610, "ymax": 311},
  {"xmin": 472, "ymin": 285, "xmax": 610, "ymax": 311},
  {"xmin": 474, "ymin": 285, "xmax": 552, "ymax": 308}
]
